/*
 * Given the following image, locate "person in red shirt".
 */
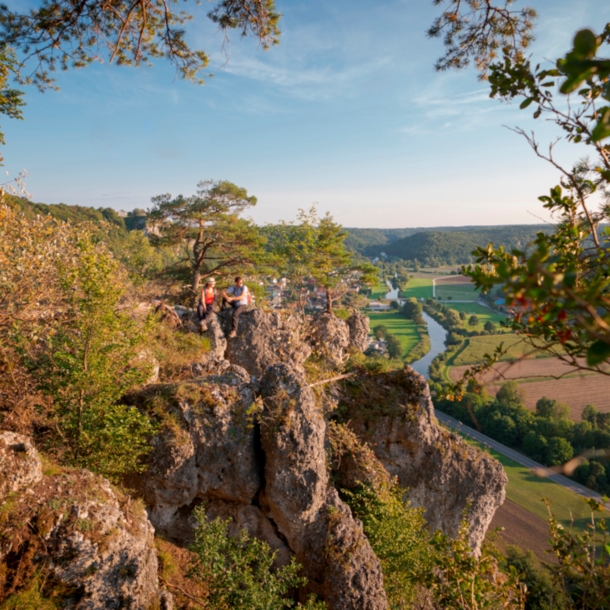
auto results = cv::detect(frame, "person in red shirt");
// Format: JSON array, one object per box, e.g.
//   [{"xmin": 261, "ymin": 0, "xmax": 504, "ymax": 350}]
[{"xmin": 197, "ymin": 278, "xmax": 217, "ymax": 332}]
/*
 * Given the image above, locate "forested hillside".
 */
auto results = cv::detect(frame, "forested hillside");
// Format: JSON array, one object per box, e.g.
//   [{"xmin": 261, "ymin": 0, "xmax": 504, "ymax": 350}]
[
  {"xmin": 377, "ymin": 226, "xmax": 551, "ymax": 265},
  {"xmin": 9, "ymin": 195, "xmax": 128, "ymax": 230}
]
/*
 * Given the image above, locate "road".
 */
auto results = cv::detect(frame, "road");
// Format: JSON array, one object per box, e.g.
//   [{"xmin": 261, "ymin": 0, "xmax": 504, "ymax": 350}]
[{"xmin": 434, "ymin": 409, "xmax": 610, "ymax": 509}]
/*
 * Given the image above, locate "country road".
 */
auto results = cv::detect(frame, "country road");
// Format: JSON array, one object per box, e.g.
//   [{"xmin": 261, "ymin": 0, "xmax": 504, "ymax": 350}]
[{"xmin": 434, "ymin": 409, "xmax": 610, "ymax": 510}]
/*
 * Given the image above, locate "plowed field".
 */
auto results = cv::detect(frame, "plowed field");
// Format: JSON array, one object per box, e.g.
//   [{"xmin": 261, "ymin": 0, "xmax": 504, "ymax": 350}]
[
  {"xmin": 488, "ymin": 499, "xmax": 551, "ymax": 562},
  {"xmin": 449, "ymin": 359, "xmax": 610, "ymax": 418}
]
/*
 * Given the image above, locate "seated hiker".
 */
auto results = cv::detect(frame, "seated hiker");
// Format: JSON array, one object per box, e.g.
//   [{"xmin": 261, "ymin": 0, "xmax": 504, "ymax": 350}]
[
  {"xmin": 221, "ymin": 276, "xmax": 249, "ymax": 338},
  {"xmin": 197, "ymin": 278, "xmax": 217, "ymax": 331}
]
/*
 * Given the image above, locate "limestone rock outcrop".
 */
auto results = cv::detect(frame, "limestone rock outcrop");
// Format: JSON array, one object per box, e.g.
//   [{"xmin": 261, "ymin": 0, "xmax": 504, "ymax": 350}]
[
  {"xmin": 335, "ymin": 366, "xmax": 507, "ymax": 551},
  {"xmin": 346, "ymin": 311, "xmax": 371, "ymax": 353},
  {"xmin": 0, "ymin": 431, "xmax": 42, "ymax": 501},
  {"xmin": 223, "ymin": 308, "xmax": 311, "ymax": 377},
  {"xmin": 307, "ymin": 312, "xmax": 351, "ymax": 367},
  {"xmin": 130, "ymin": 366, "xmax": 262, "ymax": 536},
  {"xmin": 0, "ymin": 432, "xmax": 165, "ymax": 610},
  {"xmin": 260, "ymin": 364, "xmax": 388, "ymax": 610}
]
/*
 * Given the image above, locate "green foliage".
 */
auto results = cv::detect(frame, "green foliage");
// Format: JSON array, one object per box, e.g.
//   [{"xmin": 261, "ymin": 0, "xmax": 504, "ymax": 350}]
[
  {"xmin": 0, "ymin": 0, "xmax": 280, "ymax": 91},
  {"xmin": 465, "ymin": 26, "xmax": 610, "ymax": 373},
  {"xmin": 116, "ymin": 230, "xmax": 167, "ymax": 284},
  {"xmin": 428, "ymin": 0, "xmax": 536, "ymax": 74},
  {"xmin": 546, "ymin": 498, "xmax": 610, "ymax": 607},
  {"xmin": 402, "ymin": 297, "xmax": 423, "ymax": 323},
  {"xmin": 1, "ymin": 573, "xmax": 60, "ymax": 610},
  {"xmin": 189, "ymin": 506, "xmax": 324, "ymax": 610},
  {"xmin": 468, "ymin": 314, "xmax": 479, "ymax": 327},
  {"xmin": 148, "ymin": 179, "xmax": 263, "ymax": 300},
  {"xmin": 27, "ymin": 238, "xmax": 155, "ymax": 480},
  {"xmin": 503, "ymin": 546, "xmax": 567, "ymax": 610},
  {"xmin": 426, "ymin": 521, "xmax": 525, "ymax": 609},
  {"xmin": 546, "ymin": 437, "xmax": 574, "ymax": 467},
  {"xmin": 380, "ymin": 227, "xmax": 549, "ymax": 266},
  {"xmin": 373, "ymin": 324, "xmax": 388, "ymax": 339},
  {"xmin": 342, "ymin": 485, "xmax": 433, "ymax": 606},
  {"xmin": 0, "ymin": 45, "xmax": 24, "ymax": 150},
  {"xmin": 268, "ymin": 206, "xmax": 377, "ymax": 313},
  {"xmin": 385, "ymin": 334, "xmax": 403, "ymax": 359}
]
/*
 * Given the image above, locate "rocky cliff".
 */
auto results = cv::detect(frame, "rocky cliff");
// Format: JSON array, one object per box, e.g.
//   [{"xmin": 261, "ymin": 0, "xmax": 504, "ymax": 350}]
[{"xmin": 0, "ymin": 306, "xmax": 507, "ymax": 608}]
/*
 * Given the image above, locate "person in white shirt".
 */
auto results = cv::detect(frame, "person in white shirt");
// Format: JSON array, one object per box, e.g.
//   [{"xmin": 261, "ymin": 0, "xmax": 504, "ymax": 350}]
[{"xmin": 221, "ymin": 276, "xmax": 249, "ymax": 338}]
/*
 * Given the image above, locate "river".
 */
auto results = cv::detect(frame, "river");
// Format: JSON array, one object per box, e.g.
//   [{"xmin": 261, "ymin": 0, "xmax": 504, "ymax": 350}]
[
  {"xmin": 385, "ymin": 280, "xmax": 399, "ymax": 300},
  {"xmin": 409, "ymin": 312, "xmax": 447, "ymax": 379}
]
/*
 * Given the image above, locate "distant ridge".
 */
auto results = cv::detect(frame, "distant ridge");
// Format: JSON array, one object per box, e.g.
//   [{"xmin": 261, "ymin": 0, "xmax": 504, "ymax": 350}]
[{"xmin": 344, "ymin": 225, "xmax": 551, "ymax": 262}]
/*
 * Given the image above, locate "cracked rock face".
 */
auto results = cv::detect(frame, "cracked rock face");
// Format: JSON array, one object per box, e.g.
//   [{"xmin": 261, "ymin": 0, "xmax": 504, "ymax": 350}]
[
  {"xmin": 223, "ymin": 308, "xmax": 311, "ymax": 377},
  {"xmin": 132, "ymin": 366, "xmax": 262, "ymax": 535},
  {"xmin": 260, "ymin": 364, "xmax": 389, "ymax": 610},
  {"xmin": 0, "ymin": 432, "xmax": 163, "ymax": 610},
  {"xmin": 336, "ymin": 366, "xmax": 507, "ymax": 552},
  {"xmin": 346, "ymin": 311, "xmax": 371, "ymax": 353},
  {"xmin": 307, "ymin": 312, "xmax": 352, "ymax": 367}
]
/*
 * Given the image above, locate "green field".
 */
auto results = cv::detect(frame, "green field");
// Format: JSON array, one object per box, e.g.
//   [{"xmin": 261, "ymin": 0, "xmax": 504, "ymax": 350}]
[
  {"xmin": 435, "ymin": 282, "xmax": 480, "ymax": 301},
  {"xmin": 448, "ymin": 432, "xmax": 600, "ymax": 536},
  {"xmin": 371, "ymin": 283, "xmax": 389, "ymax": 300},
  {"xmin": 483, "ymin": 443, "xmax": 598, "ymax": 534},
  {"xmin": 367, "ymin": 311, "xmax": 421, "ymax": 359},
  {"xmin": 399, "ymin": 277, "xmax": 433, "ymax": 300},
  {"xmin": 449, "ymin": 334, "xmax": 551, "ymax": 366},
  {"xmin": 443, "ymin": 302, "xmax": 508, "ymax": 333}
]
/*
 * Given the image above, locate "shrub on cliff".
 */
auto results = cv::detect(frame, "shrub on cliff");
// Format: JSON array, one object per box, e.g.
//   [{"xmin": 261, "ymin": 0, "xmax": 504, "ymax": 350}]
[{"xmin": 189, "ymin": 506, "xmax": 325, "ymax": 610}]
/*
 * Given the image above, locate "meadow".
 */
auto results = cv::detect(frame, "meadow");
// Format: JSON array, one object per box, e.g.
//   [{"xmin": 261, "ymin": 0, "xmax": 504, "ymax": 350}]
[
  {"xmin": 443, "ymin": 302, "xmax": 508, "ymax": 333},
  {"xmin": 435, "ymin": 283, "xmax": 480, "ymax": 301},
  {"xmin": 399, "ymin": 277, "xmax": 434, "ymax": 300},
  {"xmin": 370, "ymin": 283, "xmax": 390, "ymax": 300},
  {"xmin": 367, "ymin": 311, "xmax": 421, "ymax": 359},
  {"xmin": 447, "ymin": 334, "xmax": 552, "ymax": 367},
  {"xmin": 452, "ymin": 433, "xmax": 600, "ymax": 556}
]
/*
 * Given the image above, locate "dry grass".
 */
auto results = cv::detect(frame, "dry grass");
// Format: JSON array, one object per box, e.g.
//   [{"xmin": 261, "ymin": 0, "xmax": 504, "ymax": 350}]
[{"xmin": 156, "ymin": 537, "xmax": 208, "ymax": 609}]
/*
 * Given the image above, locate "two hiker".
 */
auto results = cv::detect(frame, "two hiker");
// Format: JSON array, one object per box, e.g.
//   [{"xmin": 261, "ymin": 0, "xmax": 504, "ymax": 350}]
[{"xmin": 197, "ymin": 276, "xmax": 250, "ymax": 339}]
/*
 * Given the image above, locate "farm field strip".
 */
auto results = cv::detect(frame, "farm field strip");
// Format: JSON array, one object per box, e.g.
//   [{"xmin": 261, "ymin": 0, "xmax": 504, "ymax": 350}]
[
  {"xmin": 450, "ymin": 334, "xmax": 554, "ymax": 366},
  {"xmin": 442, "ymin": 302, "xmax": 508, "ymax": 332},
  {"xmin": 448, "ymin": 357, "xmax": 610, "ymax": 418},
  {"xmin": 399, "ymin": 277, "xmax": 433, "ymax": 300},
  {"xmin": 366, "ymin": 311, "xmax": 421, "ymax": 359},
  {"xmin": 434, "ymin": 275, "xmax": 475, "ymax": 285},
  {"xmin": 487, "ymin": 376, "xmax": 610, "ymax": 419}
]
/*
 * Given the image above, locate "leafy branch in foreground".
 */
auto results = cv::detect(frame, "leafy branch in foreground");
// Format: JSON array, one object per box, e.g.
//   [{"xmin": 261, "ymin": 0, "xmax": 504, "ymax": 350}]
[
  {"xmin": 0, "ymin": 0, "xmax": 280, "ymax": 90},
  {"xmin": 545, "ymin": 497, "xmax": 610, "ymax": 607},
  {"xmin": 428, "ymin": 0, "xmax": 537, "ymax": 74},
  {"xmin": 460, "ymin": 26, "xmax": 610, "ymax": 377}
]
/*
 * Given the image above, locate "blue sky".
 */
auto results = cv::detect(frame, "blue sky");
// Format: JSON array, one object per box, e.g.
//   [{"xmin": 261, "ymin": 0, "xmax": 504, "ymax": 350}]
[{"xmin": 3, "ymin": 0, "xmax": 608, "ymax": 227}]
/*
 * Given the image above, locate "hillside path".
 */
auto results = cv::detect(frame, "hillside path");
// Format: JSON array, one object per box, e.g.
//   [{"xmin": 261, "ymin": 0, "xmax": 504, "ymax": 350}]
[{"xmin": 434, "ymin": 410, "xmax": 610, "ymax": 510}]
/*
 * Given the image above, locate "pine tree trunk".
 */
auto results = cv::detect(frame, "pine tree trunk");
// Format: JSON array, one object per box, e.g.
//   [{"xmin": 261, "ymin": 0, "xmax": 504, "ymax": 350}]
[
  {"xmin": 325, "ymin": 286, "xmax": 333, "ymax": 314},
  {"xmin": 191, "ymin": 269, "xmax": 201, "ymax": 307}
]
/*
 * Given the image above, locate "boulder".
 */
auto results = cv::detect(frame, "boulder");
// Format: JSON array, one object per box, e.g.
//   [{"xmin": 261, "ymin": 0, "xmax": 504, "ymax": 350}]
[
  {"xmin": 346, "ymin": 311, "xmax": 371, "ymax": 353},
  {"xmin": 0, "ymin": 433, "xmax": 164, "ymax": 609},
  {"xmin": 260, "ymin": 364, "xmax": 388, "ymax": 610},
  {"xmin": 336, "ymin": 366, "xmax": 507, "ymax": 552},
  {"xmin": 223, "ymin": 308, "xmax": 311, "ymax": 377},
  {"xmin": 307, "ymin": 312, "xmax": 351, "ymax": 367}
]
